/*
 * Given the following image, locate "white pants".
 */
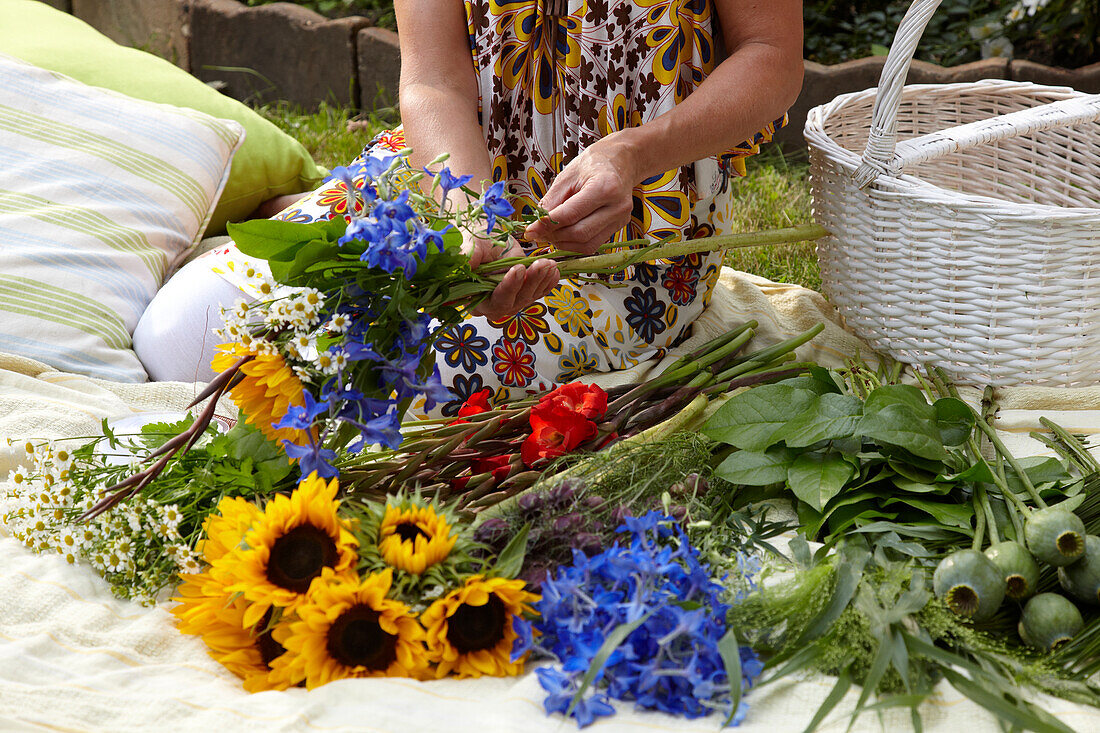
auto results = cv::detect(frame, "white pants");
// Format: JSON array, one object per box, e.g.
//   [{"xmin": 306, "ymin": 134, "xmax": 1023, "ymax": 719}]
[{"xmin": 132, "ymin": 251, "xmax": 246, "ymax": 383}]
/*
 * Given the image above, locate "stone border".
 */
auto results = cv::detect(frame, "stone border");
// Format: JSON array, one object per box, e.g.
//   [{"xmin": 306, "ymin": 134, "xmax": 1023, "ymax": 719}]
[{"xmin": 47, "ymin": 0, "xmax": 1100, "ymax": 152}]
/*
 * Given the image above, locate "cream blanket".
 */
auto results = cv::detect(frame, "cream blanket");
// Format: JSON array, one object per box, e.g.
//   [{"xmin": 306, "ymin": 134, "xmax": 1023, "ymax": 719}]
[{"xmin": 0, "ymin": 269, "xmax": 1098, "ymax": 732}]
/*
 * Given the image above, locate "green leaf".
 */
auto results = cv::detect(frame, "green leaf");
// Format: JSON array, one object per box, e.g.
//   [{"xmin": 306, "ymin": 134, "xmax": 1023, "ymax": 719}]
[
  {"xmin": 717, "ymin": 629, "xmax": 744, "ymax": 726},
  {"xmin": 885, "ymin": 497, "xmax": 973, "ymax": 530},
  {"xmin": 940, "ymin": 459, "xmax": 995, "ymax": 483},
  {"xmin": 701, "ymin": 384, "xmax": 819, "ymax": 451},
  {"xmin": 777, "ymin": 393, "xmax": 864, "ymax": 448},
  {"xmin": 939, "ymin": 667, "xmax": 1074, "ymax": 733},
  {"xmin": 568, "ymin": 613, "xmax": 651, "ymax": 719},
  {"xmin": 714, "ymin": 446, "xmax": 794, "ymax": 486},
  {"xmin": 858, "ymin": 403, "xmax": 949, "ymax": 461},
  {"xmin": 788, "ymin": 452, "xmax": 855, "ymax": 512},
  {"xmin": 932, "ymin": 397, "xmax": 974, "ymax": 446},
  {"xmin": 890, "ymin": 476, "xmax": 953, "ymax": 494},
  {"xmin": 491, "ymin": 523, "xmax": 529, "ymax": 578},
  {"xmin": 795, "ymin": 544, "xmax": 868, "ymax": 645},
  {"xmin": 864, "ymin": 384, "xmax": 934, "ymax": 419},
  {"xmin": 802, "ymin": 666, "xmax": 851, "ymax": 733},
  {"xmin": 228, "ymin": 219, "xmax": 326, "ymax": 259}
]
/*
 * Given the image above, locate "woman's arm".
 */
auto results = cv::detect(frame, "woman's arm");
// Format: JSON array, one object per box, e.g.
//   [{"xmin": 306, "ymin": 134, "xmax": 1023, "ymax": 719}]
[
  {"xmin": 395, "ymin": 0, "xmax": 559, "ymax": 319},
  {"xmin": 525, "ymin": 0, "xmax": 804, "ymax": 252}
]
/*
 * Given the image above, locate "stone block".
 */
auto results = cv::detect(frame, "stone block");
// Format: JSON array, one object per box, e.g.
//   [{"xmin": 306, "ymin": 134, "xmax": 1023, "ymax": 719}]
[
  {"xmin": 1010, "ymin": 60, "xmax": 1100, "ymax": 94},
  {"xmin": 357, "ymin": 27, "xmax": 401, "ymax": 112},
  {"xmin": 775, "ymin": 56, "xmax": 1012, "ymax": 155},
  {"xmin": 72, "ymin": 0, "xmax": 191, "ymax": 70},
  {"xmin": 191, "ymin": 0, "xmax": 368, "ymax": 109}
]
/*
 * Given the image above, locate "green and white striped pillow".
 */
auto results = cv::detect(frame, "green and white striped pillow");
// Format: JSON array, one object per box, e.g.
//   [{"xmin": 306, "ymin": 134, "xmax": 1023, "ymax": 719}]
[{"xmin": 0, "ymin": 53, "xmax": 245, "ymax": 382}]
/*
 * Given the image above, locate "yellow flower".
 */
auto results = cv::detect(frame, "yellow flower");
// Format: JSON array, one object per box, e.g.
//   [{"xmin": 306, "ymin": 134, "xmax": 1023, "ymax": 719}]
[
  {"xmin": 378, "ymin": 502, "xmax": 456, "ymax": 575},
  {"xmin": 270, "ymin": 568, "xmax": 429, "ymax": 688},
  {"xmin": 172, "ymin": 496, "xmax": 291, "ymax": 692},
  {"xmin": 211, "ymin": 343, "xmax": 311, "ymax": 445},
  {"xmin": 172, "ymin": 574, "xmax": 292, "ymax": 692},
  {"xmin": 224, "ymin": 472, "xmax": 359, "ymax": 628},
  {"xmin": 421, "ymin": 575, "xmax": 537, "ymax": 679}
]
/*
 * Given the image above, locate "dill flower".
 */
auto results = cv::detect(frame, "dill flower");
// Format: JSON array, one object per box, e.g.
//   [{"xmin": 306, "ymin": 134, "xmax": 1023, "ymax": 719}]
[
  {"xmin": 224, "ymin": 473, "xmax": 359, "ymax": 628},
  {"xmin": 421, "ymin": 575, "xmax": 538, "ymax": 679},
  {"xmin": 211, "ymin": 343, "xmax": 312, "ymax": 445},
  {"xmin": 271, "ymin": 567, "xmax": 429, "ymax": 688},
  {"xmin": 377, "ymin": 501, "xmax": 457, "ymax": 575}
]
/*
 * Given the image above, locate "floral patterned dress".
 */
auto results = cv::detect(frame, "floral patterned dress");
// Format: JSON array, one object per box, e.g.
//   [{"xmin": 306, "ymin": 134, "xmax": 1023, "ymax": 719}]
[{"xmin": 271, "ymin": 0, "xmax": 784, "ymax": 416}]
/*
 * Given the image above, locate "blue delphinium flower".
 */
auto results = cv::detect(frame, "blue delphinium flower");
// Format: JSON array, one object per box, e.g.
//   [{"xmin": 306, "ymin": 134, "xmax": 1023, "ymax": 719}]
[
  {"xmin": 425, "ymin": 166, "xmax": 473, "ymax": 211},
  {"xmin": 272, "ymin": 389, "xmax": 328, "ymax": 432},
  {"xmin": 479, "ymin": 180, "xmax": 515, "ymax": 233},
  {"xmin": 531, "ymin": 512, "xmax": 761, "ymax": 728},
  {"xmin": 281, "ymin": 437, "xmax": 339, "ymax": 481}
]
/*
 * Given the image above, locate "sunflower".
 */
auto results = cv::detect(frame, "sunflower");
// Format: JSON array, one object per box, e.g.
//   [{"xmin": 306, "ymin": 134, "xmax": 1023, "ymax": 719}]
[
  {"xmin": 377, "ymin": 501, "xmax": 457, "ymax": 575},
  {"xmin": 173, "ymin": 574, "xmax": 292, "ymax": 692},
  {"xmin": 211, "ymin": 343, "xmax": 311, "ymax": 445},
  {"xmin": 270, "ymin": 567, "xmax": 430, "ymax": 688},
  {"xmin": 421, "ymin": 575, "xmax": 538, "ymax": 678},
  {"xmin": 173, "ymin": 496, "xmax": 290, "ymax": 692},
  {"xmin": 223, "ymin": 472, "xmax": 359, "ymax": 628}
]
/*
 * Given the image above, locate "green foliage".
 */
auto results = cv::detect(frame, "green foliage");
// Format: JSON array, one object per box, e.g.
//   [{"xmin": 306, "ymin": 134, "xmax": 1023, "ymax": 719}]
[{"xmin": 805, "ymin": 0, "xmax": 1098, "ymax": 67}]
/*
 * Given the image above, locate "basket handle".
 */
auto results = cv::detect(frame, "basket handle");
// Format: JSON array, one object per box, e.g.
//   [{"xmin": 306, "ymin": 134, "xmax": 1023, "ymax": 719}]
[
  {"xmin": 888, "ymin": 92, "xmax": 1100, "ymax": 174},
  {"xmin": 852, "ymin": 0, "xmax": 943, "ymax": 189}
]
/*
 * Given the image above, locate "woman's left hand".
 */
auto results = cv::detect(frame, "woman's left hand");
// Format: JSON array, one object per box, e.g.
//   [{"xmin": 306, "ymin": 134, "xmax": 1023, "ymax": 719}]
[{"xmin": 524, "ymin": 132, "xmax": 641, "ymax": 254}]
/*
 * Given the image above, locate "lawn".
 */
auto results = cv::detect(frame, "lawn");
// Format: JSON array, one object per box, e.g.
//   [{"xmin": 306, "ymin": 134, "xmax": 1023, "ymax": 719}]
[{"xmin": 260, "ymin": 103, "xmax": 820, "ymax": 290}]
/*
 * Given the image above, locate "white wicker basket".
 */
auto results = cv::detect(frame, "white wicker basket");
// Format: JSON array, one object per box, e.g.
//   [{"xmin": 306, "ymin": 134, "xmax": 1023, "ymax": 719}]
[{"xmin": 805, "ymin": 0, "xmax": 1100, "ymax": 387}]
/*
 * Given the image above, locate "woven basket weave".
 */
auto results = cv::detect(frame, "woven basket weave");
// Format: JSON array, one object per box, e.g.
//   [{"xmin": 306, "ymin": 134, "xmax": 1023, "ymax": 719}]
[{"xmin": 805, "ymin": 0, "xmax": 1100, "ymax": 387}]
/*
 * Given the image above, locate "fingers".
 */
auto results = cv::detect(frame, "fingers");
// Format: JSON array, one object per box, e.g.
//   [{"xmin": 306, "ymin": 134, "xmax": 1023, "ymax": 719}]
[
  {"xmin": 544, "ymin": 204, "xmax": 631, "ymax": 254},
  {"xmin": 472, "ymin": 260, "xmax": 560, "ymax": 320}
]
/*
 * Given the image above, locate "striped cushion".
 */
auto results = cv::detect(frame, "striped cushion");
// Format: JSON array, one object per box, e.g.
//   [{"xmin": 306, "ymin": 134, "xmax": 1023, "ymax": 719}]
[{"xmin": 0, "ymin": 53, "xmax": 244, "ymax": 382}]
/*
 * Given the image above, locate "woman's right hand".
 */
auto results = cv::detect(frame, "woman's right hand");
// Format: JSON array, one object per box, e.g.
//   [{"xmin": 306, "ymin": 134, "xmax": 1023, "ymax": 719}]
[{"xmin": 464, "ymin": 232, "xmax": 559, "ymax": 320}]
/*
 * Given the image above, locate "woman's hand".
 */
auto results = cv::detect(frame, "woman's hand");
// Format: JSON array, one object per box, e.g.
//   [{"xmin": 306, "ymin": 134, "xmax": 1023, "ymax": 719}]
[
  {"xmin": 524, "ymin": 132, "xmax": 641, "ymax": 254},
  {"xmin": 464, "ymin": 232, "xmax": 559, "ymax": 320}
]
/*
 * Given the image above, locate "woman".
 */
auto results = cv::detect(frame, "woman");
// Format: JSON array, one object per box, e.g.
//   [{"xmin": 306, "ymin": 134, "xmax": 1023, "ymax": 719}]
[{"xmin": 134, "ymin": 0, "xmax": 803, "ymax": 416}]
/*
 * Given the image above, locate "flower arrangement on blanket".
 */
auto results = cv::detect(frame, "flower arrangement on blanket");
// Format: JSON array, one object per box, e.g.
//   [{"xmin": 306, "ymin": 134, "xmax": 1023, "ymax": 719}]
[{"xmin": 79, "ymin": 150, "xmax": 824, "ymax": 520}]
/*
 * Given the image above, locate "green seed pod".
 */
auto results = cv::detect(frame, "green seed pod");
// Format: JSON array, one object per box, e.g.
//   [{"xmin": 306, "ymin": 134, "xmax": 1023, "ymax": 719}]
[
  {"xmin": 1018, "ymin": 593, "xmax": 1084, "ymax": 652},
  {"xmin": 1058, "ymin": 535, "xmax": 1100, "ymax": 605},
  {"xmin": 933, "ymin": 549, "xmax": 1006, "ymax": 621},
  {"xmin": 985, "ymin": 541, "xmax": 1040, "ymax": 601},
  {"xmin": 1025, "ymin": 507, "xmax": 1086, "ymax": 566}
]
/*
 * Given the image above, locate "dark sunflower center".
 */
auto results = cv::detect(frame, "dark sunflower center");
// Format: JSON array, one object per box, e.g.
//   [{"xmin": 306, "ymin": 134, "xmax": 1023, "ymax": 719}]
[
  {"xmin": 326, "ymin": 604, "xmax": 397, "ymax": 671},
  {"xmin": 1005, "ymin": 574, "xmax": 1030, "ymax": 600},
  {"xmin": 394, "ymin": 522, "xmax": 428, "ymax": 544},
  {"xmin": 267, "ymin": 524, "xmax": 338, "ymax": 593},
  {"xmin": 253, "ymin": 607, "xmax": 286, "ymax": 667},
  {"xmin": 448, "ymin": 595, "xmax": 506, "ymax": 654},
  {"xmin": 946, "ymin": 584, "xmax": 980, "ymax": 617}
]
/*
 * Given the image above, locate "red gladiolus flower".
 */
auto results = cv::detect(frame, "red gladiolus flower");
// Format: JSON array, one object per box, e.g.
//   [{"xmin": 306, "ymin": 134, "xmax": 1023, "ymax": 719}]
[
  {"xmin": 521, "ymin": 401, "xmax": 598, "ymax": 466},
  {"xmin": 458, "ymin": 388, "xmax": 494, "ymax": 417},
  {"xmin": 538, "ymin": 382, "xmax": 608, "ymax": 421}
]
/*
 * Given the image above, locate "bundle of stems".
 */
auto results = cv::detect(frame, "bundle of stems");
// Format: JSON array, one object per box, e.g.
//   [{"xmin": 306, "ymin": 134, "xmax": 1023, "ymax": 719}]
[
  {"xmin": 341, "ymin": 323, "xmax": 824, "ymax": 513},
  {"xmin": 82, "ymin": 222, "xmax": 828, "ymax": 520},
  {"xmin": 442, "ymin": 224, "xmax": 827, "ymax": 309}
]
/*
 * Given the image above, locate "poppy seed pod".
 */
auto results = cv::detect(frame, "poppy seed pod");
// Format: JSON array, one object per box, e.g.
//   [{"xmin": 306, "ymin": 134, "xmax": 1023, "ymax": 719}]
[
  {"xmin": 933, "ymin": 549, "xmax": 1005, "ymax": 621},
  {"xmin": 1025, "ymin": 506, "xmax": 1086, "ymax": 567}
]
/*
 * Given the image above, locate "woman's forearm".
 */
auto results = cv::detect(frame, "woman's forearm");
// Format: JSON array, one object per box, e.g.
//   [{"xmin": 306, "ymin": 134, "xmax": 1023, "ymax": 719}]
[
  {"xmin": 400, "ymin": 84, "xmax": 495, "ymax": 201},
  {"xmin": 616, "ymin": 40, "xmax": 804, "ymax": 183}
]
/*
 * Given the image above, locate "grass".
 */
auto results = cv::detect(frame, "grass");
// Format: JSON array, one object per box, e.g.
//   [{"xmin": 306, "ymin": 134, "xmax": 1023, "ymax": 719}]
[{"xmin": 259, "ymin": 104, "xmax": 820, "ymax": 290}]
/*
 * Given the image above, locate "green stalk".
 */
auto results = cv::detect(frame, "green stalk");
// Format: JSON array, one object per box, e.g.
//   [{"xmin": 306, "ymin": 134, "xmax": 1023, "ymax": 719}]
[
  {"xmin": 553, "ymin": 224, "xmax": 828, "ymax": 277},
  {"xmin": 1039, "ymin": 417, "xmax": 1100, "ymax": 474},
  {"xmin": 977, "ymin": 483, "xmax": 1000, "ymax": 545}
]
